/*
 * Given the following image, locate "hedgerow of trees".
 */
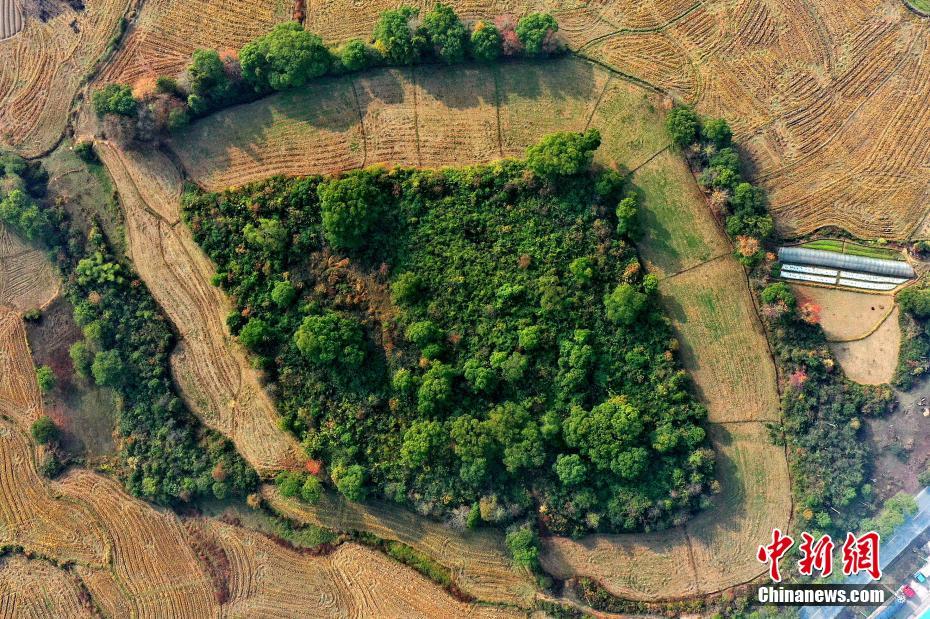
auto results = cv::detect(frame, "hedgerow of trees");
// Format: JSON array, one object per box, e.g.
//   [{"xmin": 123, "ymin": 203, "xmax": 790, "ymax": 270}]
[
  {"xmin": 91, "ymin": 6, "xmax": 562, "ymax": 144},
  {"xmin": 667, "ymin": 109, "xmax": 894, "ymax": 538},
  {"xmin": 184, "ymin": 130, "xmax": 715, "ymax": 536}
]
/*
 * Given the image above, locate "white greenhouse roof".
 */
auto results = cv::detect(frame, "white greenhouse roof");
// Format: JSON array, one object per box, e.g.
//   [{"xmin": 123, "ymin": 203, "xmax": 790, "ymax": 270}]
[{"xmin": 778, "ymin": 246, "xmax": 914, "ymax": 279}]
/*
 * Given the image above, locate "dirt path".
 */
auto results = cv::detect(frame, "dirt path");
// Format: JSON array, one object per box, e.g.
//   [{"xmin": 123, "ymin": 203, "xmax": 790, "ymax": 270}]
[{"xmin": 95, "ymin": 141, "xmax": 303, "ymax": 475}]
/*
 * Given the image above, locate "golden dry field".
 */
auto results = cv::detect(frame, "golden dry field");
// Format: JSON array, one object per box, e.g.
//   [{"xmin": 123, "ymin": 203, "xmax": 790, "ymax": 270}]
[
  {"xmin": 0, "ymin": 0, "xmax": 127, "ymax": 156},
  {"xmin": 263, "ymin": 486, "xmax": 537, "ymax": 607},
  {"xmin": 0, "ymin": 224, "xmax": 57, "ymax": 313},
  {"xmin": 0, "ymin": 555, "xmax": 95, "ymax": 619}
]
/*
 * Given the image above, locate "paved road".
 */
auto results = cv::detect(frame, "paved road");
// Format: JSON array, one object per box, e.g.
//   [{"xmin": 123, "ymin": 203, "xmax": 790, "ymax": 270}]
[{"xmin": 800, "ymin": 488, "xmax": 930, "ymax": 619}]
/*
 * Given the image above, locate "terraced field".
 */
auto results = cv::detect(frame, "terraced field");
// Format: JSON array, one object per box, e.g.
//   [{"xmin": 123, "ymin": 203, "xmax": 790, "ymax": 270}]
[{"xmin": 0, "ymin": 224, "xmax": 57, "ymax": 313}]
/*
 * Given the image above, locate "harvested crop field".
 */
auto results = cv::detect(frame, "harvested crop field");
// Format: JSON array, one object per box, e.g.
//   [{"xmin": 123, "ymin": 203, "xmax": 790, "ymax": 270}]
[
  {"xmin": 173, "ymin": 58, "xmax": 669, "ymax": 191},
  {"xmin": 196, "ymin": 518, "xmax": 523, "ymax": 618},
  {"xmin": 0, "ymin": 0, "xmax": 23, "ymax": 41},
  {"xmin": 790, "ymin": 284, "xmax": 896, "ymax": 341},
  {"xmin": 830, "ymin": 307, "xmax": 901, "ymax": 385},
  {"xmin": 262, "ymin": 487, "xmax": 536, "ymax": 607},
  {"xmin": 95, "ymin": 142, "xmax": 303, "ymax": 474},
  {"xmin": 0, "ymin": 0, "xmax": 127, "ymax": 157},
  {"xmin": 542, "ymin": 422, "xmax": 790, "ymax": 599},
  {"xmin": 0, "ymin": 555, "xmax": 94, "ymax": 618},
  {"xmin": 0, "ymin": 224, "xmax": 57, "ymax": 313}
]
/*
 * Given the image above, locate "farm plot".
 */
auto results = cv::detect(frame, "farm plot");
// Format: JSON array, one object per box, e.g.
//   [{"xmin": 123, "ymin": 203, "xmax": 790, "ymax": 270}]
[
  {"xmin": 99, "ymin": 0, "xmax": 288, "ymax": 88},
  {"xmin": 197, "ymin": 518, "xmax": 523, "ymax": 618},
  {"xmin": 174, "ymin": 58, "xmax": 671, "ymax": 191},
  {"xmin": 658, "ymin": 257, "xmax": 780, "ymax": 423},
  {"xmin": 0, "ymin": 0, "xmax": 127, "ymax": 157},
  {"xmin": 0, "ymin": 555, "xmax": 94, "ymax": 619},
  {"xmin": 263, "ymin": 487, "xmax": 536, "ymax": 607},
  {"xmin": 56, "ymin": 470, "xmax": 221, "ymax": 618},
  {"xmin": 830, "ymin": 307, "xmax": 901, "ymax": 385},
  {"xmin": 0, "ymin": 0, "xmax": 23, "ymax": 41},
  {"xmin": 174, "ymin": 76, "xmax": 364, "ymax": 190},
  {"xmin": 790, "ymin": 284, "xmax": 895, "ymax": 341},
  {"xmin": 630, "ymin": 149, "xmax": 730, "ymax": 277},
  {"xmin": 0, "ymin": 224, "xmax": 58, "ymax": 313},
  {"xmin": 0, "ymin": 306, "xmax": 41, "ymax": 424},
  {"xmin": 96, "ymin": 142, "xmax": 303, "ymax": 474},
  {"xmin": 0, "ymin": 418, "xmax": 109, "ymax": 566}
]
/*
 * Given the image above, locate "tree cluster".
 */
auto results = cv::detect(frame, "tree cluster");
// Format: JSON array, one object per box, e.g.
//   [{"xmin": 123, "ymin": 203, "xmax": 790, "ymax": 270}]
[{"xmin": 183, "ymin": 132, "xmax": 714, "ymax": 536}]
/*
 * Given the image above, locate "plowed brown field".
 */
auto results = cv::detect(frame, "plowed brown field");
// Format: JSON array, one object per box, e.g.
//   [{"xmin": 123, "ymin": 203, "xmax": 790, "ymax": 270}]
[{"xmin": 0, "ymin": 555, "xmax": 94, "ymax": 619}]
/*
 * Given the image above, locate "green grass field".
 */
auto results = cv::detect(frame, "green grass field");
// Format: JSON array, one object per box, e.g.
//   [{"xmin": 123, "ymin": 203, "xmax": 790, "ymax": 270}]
[
  {"xmin": 801, "ymin": 238, "xmax": 904, "ymax": 261},
  {"xmin": 906, "ymin": 0, "xmax": 930, "ymax": 13}
]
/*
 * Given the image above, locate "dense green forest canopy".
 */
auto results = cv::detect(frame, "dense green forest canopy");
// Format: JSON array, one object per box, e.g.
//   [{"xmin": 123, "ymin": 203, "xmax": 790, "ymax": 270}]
[{"xmin": 184, "ymin": 131, "xmax": 715, "ymax": 535}]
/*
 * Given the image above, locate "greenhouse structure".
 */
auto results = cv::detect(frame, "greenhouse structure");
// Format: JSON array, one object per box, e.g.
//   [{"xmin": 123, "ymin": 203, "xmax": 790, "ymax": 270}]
[{"xmin": 777, "ymin": 246, "xmax": 915, "ymax": 291}]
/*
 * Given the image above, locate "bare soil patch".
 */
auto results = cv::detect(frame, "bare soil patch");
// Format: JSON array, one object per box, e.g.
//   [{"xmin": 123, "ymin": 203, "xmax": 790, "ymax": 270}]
[
  {"xmin": 790, "ymin": 284, "xmax": 894, "ymax": 341},
  {"xmin": 830, "ymin": 307, "xmax": 901, "ymax": 385}
]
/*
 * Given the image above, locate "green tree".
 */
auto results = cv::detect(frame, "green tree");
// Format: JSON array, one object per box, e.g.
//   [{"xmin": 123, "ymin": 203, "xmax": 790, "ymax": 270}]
[
  {"xmin": 275, "ymin": 470, "xmax": 304, "ymax": 497},
  {"xmin": 293, "ymin": 311, "xmax": 365, "ymax": 366},
  {"xmin": 554, "ymin": 453, "xmax": 586, "ymax": 486},
  {"xmin": 391, "ymin": 272, "xmax": 422, "ymax": 305},
  {"xmin": 373, "ymin": 6, "xmax": 424, "ymax": 65},
  {"xmin": 469, "ymin": 21, "xmax": 501, "ymax": 62},
  {"xmin": 186, "ymin": 49, "xmax": 230, "ymax": 113},
  {"xmin": 92, "ymin": 84, "xmax": 137, "ymax": 117},
  {"xmin": 422, "ymin": 3, "xmax": 467, "ymax": 63},
  {"xmin": 300, "ymin": 475, "xmax": 323, "ymax": 503},
  {"xmin": 35, "ymin": 365, "xmax": 55, "ymax": 393},
  {"xmin": 0, "ymin": 189, "xmax": 48, "ymax": 241},
  {"xmin": 701, "ymin": 118, "xmax": 732, "ymax": 148},
  {"xmin": 666, "ymin": 105, "xmax": 699, "ymax": 147},
  {"xmin": 318, "ymin": 171, "xmax": 386, "ymax": 250},
  {"xmin": 401, "ymin": 419, "xmax": 445, "ymax": 467},
  {"xmin": 615, "ymin": 195, "xmax": 639, "ymax": 238},
  {"xmin": 31, "ymin": 415, "xmax": 59, "ymax": 445},
  {"xmin": 333, "ymin": 463, "xmax": 366, "ymax": 501},
  {"xmin": 515, "ymin": 13, "xmax": 558, "ymax": 56},
  {"xmin": 340, "ymin": 39, "xmax": 371, "ymax": 72},
  {"xmin": 91, "ymin": 350, "xmax": 124, "ymax": 387},
  {"xmin": 416, "ymin": 362, "xmax": 454, "ymax": 414},
  {"xmin": 243, "ymin": 217, "xmax": 287, "ymax": 252},
  {"xmin": 240, "ymin": 23, "xmax": 331, "ymax": 92},
  {"xmin": 238, "ymin": 318, "xmax": 271, "ymax": 350},
  {"xmin": 69, "ymin": 341, "xmax": 94, "ymax": 378},
  {"xmin": 604, "ymin": 283, "xmax": 647, "ymax": 325},
  {"xmin": 761, "ymin": 282, "xmax": 796, "ymax": 308},
  {"xmin": 271, "ymin": 280, "xmax": 297, "ymax": 308},
  {"xmin": 564, "ymin": 398, "xmax": 648, "ymax": 480},
  {"xmin": 730, "ymin": 182, "xmax": 766, "ymax": 216},
  {"xmin": 505, "ymin": 524, "xmax": 540, "ymax": 571},
  {"xmin": 899, "ymin": 287, "xmax": 930, "ymax": 318},
  {"xmin": 525, "ymin": 129, "xmax": 601, "ymax": 179}
]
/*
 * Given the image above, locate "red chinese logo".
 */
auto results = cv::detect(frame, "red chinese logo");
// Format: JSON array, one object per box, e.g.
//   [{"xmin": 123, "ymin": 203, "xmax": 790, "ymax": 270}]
[
  {"xmin": 758, "ymin": 530, "xmax": 881, "ymax": 581},
  {"xmin": 842, "ymin": 532, "xmax": 881, "ymax": 579},
  {"xmin": 798, "ymin": 532, "xmax": 834, "ymax": 577},
  {"xmin": 757, "ymin": 528, "xmax": 794, "ymax": 582}
]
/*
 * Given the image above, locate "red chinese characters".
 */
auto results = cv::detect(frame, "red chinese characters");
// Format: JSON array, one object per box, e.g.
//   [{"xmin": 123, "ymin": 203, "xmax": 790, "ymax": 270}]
[
  {"xmin": 758, "ymin": 530, "xmax": 882, "ymax": 581},
  {"xmin": 757, "ymin": 528, "xmax": 794, "ymax": 582},
  {"xmin": 798, "ymin": 532, "xmax": 834, "ymax": 577},
  {"xmin": 842, "ymin": 532, "xmax": 881, "ymax": 580}
]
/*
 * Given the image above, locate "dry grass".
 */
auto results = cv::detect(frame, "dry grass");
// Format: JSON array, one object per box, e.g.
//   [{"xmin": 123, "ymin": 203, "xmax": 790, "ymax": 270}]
[
  {"xmin": 0, "ymin": 224, "xmax": 58, "ymax": 313},
  {"xmin": 830, "ymin": 306, "xmax": 901, "ymax": 385},
  {"xmin": 659, "ymin": 257, "xmax": 780, "ymax": 423},
  {"xmin": 630, "ymin": 150, "xmax": 730, "ymax": 277},
  {"xmin": 0, "ymin": 0, "xmax": 127, "ymax": 156},
  {"xmin": 262, "ymin": 486, "xmax": 536, "ymax": 607},
  {"xmin": 198, "ymin": 518, "xmax": 523, "ymax": 618},
  {"xmin": 173, "ymin": 58, "xmax": 668, "ymax": 191},
  {"xmin": 95, "ymin": 141, "xmax": 303, "ymax": 474},
  {"xmin": 0, "ymin": 555, "xmax": 95, "ymax": 618},
  {"xmin": 0, "ymin": 0, "xmax": 24, "ymax": 41}
]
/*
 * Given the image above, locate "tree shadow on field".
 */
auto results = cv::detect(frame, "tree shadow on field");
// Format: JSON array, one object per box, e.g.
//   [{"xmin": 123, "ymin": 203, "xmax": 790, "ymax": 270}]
[
  {"xmin": 494, "ymin": 56, "xmax": 598, "ymax": 112},
  {"xmin": 655, "ymin": 288, "xmax": 714, "ymax": 411}
]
